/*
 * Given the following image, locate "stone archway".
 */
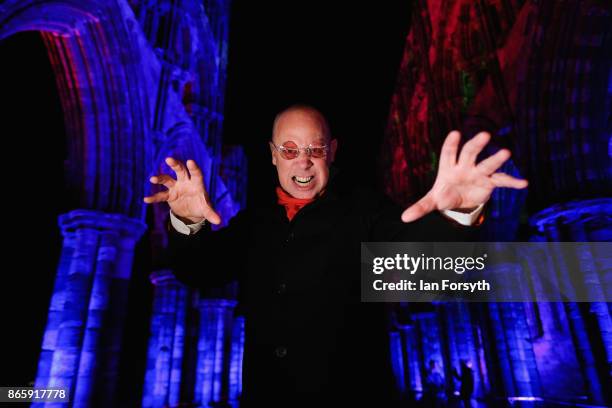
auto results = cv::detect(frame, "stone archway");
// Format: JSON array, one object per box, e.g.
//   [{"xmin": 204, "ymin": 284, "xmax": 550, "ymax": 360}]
[
  {"xmin": 0, "ymin": 1, "xmax": 242, "ymax": 406},
  {"xmin": 0, "ymin": 0, "xmax": 152, "ymax": 219},
  {"xmin": 0, "ymin": 2, "xmax": 152, "ymax": 405}
]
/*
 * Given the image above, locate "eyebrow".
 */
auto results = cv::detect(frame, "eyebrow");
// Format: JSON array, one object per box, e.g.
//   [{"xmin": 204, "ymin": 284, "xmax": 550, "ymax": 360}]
[{"xmin": 281, "ymin": 139, "xmax": 326, "ymax": 146}]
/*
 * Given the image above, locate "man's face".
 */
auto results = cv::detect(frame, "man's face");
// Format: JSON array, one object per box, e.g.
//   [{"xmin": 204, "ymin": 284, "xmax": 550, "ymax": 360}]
[{"xmin": 270, "ymin": 109, "xmax": 337, "ymax": 199}]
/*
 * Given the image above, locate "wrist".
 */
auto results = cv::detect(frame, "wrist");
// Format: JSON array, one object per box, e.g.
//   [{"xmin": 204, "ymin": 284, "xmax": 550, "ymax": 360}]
[
  {"xmin": 450, "ymin": 206, "xmax": 479, "ymax": 214},
  {"xmin": 442, "ymin": 204, "xmax": 485, "ymax": 226},
  {"xmin": 185, "ymin": 216, "xmax": 206, "ymax": 225},
  {"xmin": 174, "ymin": 213, "xmax": 206, "ymax": 225}
]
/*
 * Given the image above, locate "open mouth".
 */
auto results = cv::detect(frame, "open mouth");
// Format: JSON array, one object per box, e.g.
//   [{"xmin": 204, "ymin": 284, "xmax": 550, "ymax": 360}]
[{"xmin": 292, "ymin": 175, "xmax": 314, "ymax": 186}]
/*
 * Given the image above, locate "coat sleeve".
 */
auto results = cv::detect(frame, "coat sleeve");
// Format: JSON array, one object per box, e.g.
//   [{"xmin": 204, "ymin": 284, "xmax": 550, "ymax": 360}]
[
  {"xmin": 166, "ymin": 210, "xmax": 249, "ymax": 290},
  {"xmin": 364, "ymin": 192, "xmax": 481, "ymax": 242}
]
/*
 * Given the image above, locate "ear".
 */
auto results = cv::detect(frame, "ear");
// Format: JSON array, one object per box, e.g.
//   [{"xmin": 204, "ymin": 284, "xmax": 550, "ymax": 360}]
[
  {"xmin": 328, "ymin": 138, "xmax": 338, "ymax": 163},
  {"xmin": 269, "ymin": 141, "xmax": 277, "ymax": 166}
]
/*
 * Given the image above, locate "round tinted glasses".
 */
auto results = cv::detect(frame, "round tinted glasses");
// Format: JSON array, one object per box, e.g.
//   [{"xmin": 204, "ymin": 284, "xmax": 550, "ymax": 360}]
[{"xmin": 270, "ymin": 140, "xmax": 329, "ymax": 160}]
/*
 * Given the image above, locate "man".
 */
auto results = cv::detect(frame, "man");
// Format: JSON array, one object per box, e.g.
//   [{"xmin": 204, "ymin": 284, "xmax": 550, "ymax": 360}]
[
  {"xmin": 454, "ymin": 360, "xmax": 475, "ymax": 408},
  {"xmin": 144, "ymin": 105, "xmax": 527, "ymax": 407}
]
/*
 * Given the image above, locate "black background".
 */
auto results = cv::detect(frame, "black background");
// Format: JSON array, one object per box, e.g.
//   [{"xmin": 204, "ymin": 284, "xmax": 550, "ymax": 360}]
[{"xmin": 224, "ymin": 1, "xmax": 413, "ymax": 203}]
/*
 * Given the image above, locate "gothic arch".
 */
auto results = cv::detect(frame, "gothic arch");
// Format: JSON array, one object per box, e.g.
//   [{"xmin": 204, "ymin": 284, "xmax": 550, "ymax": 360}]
[{"xmin": 0, "ymin": 0, "xmax": 152, "ymax": 219}]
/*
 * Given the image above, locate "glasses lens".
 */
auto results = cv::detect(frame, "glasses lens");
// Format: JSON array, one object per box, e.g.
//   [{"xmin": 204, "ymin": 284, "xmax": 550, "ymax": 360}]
[
  {"xmin": 281, "ymin": 141, "xmax": 299, "ymax": 159},
  {"xmin": 310, "ymin": 147, "xmax": 327, "ymax": 158},
  {"xmin": 281, "ymin": 148, "xmax": 299, "ymax": 159}
]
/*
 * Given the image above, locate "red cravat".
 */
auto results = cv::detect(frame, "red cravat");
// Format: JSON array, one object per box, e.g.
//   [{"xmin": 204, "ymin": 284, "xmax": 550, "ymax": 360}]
[{"xmin": 276, "ymin": 187, "xmax": 315, "ymax": 221}]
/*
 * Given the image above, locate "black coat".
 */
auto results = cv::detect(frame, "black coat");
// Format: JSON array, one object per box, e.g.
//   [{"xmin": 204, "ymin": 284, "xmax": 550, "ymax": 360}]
[{"xmin": 168, "ymin": 168, "xmax": 475, "ymax": 407}]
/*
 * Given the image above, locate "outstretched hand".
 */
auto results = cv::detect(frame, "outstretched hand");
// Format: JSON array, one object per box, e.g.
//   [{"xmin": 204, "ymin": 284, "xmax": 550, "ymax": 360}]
[
  {"xmin": 401, "ymin": 131, "xmax": 528, "ymax": 223},
  {"xmin": 143, "ymin": 157, "xmax": 221, "ymax": 225}
]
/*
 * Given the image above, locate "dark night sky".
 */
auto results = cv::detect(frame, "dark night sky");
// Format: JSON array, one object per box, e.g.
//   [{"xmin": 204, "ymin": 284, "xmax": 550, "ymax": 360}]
[{"xmin": 224, "ymin": 1, "xmax": 413, "ymax": 203}]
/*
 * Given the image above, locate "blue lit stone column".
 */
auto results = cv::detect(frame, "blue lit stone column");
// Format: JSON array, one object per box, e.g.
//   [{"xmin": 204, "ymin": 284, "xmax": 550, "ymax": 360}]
[
  {"xmin": 389, "ymin": 329, "xmax": 407, "ymax": 395},
  {"xmin": 545, "ymin": 236, "xmax": 603, "ymax": 403},
  {"xmin": 74, "ymin": 214, "xmax": 146, "ymax": 407},
  {"xmin": 414, "ymin": 312, "xmax": 445, "ymax": 385},
  {"xmin": 515, "ymin": 244, "xmax": 587, "ymax": 399},
  {"xmin": 142, "ymin": 269, "xmax": 191, "ymax": 408},
  {"xmin": 396, "ymin": 323, "xmax": 421, "ymax": 397},
  {"xmin": 194, "ymin": 299, "xmax": 238, "ymax": 408},
  {"xmin": 228, "ymin": 316, "xmax": 245, "ymax": 408},
  {"xmin": 34, "ymin": 232, "xmax": 78, "ymax": 395},
  {"xmin": 33, "ymin": 210, "xmax": 146, "ymax": 408},
  {"xmin": 486, "ymin": 261, "xmax": 541, "ymax": 399},
  {"xmin": 567, "ymin": 215, "xmax": 612, "ymax": 371},
  {"xmin": 438, "ymin": 303, "xmax": 486, "ymax": 399},
  {"xmin": 417, "ymin": 312, "xmax": 444, "ymax": 363},
  {"xmin": 530, "ymin": 199, "xmax": 611, "ymax": 404}
]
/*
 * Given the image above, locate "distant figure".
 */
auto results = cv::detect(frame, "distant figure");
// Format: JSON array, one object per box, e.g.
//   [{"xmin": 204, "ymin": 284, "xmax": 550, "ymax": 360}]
[
  {"xmin": 423, "ymin": 359, "xmax": 445, "ymax": 407},
  {"xmin": 454, "ymin": 360, "xmax": 474, "ymax": 408}
]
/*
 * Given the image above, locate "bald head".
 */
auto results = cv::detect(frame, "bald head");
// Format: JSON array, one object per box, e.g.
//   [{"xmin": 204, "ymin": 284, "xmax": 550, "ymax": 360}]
[
  {"xmin": 269, "ymin": 104, "xmax": 338, "ymax": 199},
  {"xmin": 272, "ymin": 105, "xmax": 331, "ymax": 143}
]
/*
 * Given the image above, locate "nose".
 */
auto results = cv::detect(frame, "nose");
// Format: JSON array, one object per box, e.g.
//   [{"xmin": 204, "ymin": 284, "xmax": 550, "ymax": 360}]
[{"xmin": 294, "ymin": 151, "xmax": 313, "ymax": 167}]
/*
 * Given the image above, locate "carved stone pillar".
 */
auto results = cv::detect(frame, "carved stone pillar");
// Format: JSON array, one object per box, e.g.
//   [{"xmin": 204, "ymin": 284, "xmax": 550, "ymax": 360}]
[{"xmin": 33, "ymin": 210, "xmax": 146, "ymax": 407}]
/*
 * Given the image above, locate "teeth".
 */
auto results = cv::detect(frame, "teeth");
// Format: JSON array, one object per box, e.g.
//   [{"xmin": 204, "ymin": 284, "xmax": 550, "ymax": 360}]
[{"xmin": 294, "ymin": 176, "xmax": 314, "ymax": 184}]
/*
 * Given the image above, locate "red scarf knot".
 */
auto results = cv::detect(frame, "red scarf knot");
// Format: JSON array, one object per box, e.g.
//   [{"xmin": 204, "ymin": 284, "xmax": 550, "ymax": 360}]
[{"xmin": 276, "ymin": 186, "xmax": 315, "ymax": 221}]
